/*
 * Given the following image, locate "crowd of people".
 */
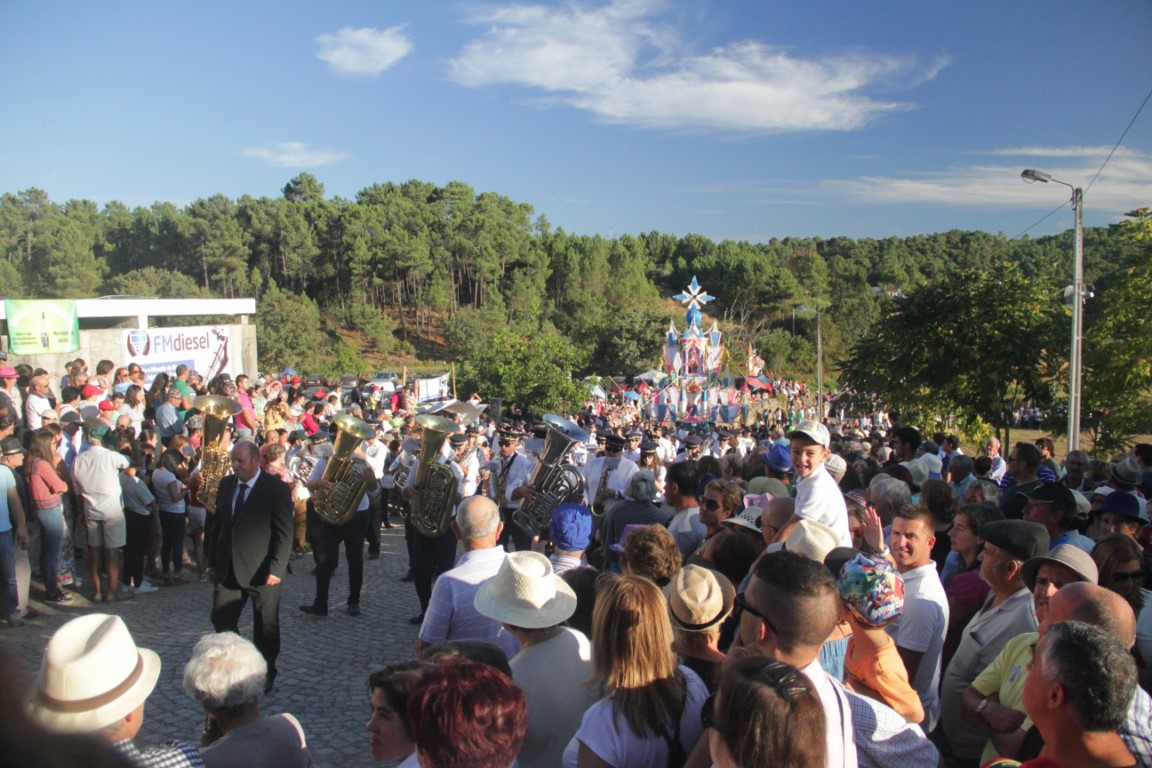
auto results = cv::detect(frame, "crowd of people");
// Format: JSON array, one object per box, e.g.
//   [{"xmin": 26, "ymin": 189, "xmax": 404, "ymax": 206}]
[{"xmin": 3, "ymin": 353, "xmax": 1152, "ymax": 768}]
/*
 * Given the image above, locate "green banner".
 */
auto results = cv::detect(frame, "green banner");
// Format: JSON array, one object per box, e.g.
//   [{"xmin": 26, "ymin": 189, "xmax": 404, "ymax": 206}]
[{"xmin": 4, "ymin": 299, "xmax": 80, "ymax": 354}]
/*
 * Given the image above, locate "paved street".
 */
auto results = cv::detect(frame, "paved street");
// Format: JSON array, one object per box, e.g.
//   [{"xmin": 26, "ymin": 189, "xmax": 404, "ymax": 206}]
[{"xmin": 1, "ymin": 525, "xmax": 421, "ymax": 768}]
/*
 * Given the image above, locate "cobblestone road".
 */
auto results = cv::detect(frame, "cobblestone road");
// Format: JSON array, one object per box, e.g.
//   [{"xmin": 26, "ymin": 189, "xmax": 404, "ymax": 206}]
[{"xmin": 1, "ymin": 525, "xmax": 422, "ymax": 768}]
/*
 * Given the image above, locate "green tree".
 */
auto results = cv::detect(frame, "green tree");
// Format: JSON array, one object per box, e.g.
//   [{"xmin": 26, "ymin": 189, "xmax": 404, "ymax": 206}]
[
  {"xmin": 256, "ymin": 280, "xmax": 327, "ymax": 372},
  {"xmin": 839, "ymin": 261, "xmax": 1062, "ymax": 437},
  {"xmin": 462, "ymin": 328, "xmax": 587, "ymax": 413},
  {"xmin": 1079, "ymin": 208, "xmax": 1152, "ymax": 451}
]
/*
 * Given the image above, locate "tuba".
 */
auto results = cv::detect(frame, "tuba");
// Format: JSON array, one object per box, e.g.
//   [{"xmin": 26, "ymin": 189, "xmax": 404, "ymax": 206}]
[
  {"xmin": 512, "ymin": 415, "xmax": 588, "ymax": 538},
  {"xmin": 409, "ymin": 414, "xmax": 460, "ymax": 537},
  {"xmin": 314, "ymin": 413, "xmax": 376, "ymax": 525},
  {"xmin": 194, "ymin": 395, "xmax": 242, "ymax": 513}
]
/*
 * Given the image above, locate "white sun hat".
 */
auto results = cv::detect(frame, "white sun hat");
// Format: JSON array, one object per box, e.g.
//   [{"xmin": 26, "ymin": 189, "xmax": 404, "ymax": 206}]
[
  {"xmin": 474, "ymin": 551, "xmax": 578, "ymax": 629},
  {"xmin": 26, "ymin": 613, "xmax": 161, "ymax": 733}
]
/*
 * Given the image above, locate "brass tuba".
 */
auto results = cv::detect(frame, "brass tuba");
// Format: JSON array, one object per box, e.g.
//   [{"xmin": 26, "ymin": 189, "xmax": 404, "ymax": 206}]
[
  {"xmin": 194, "ymin": 395, "xmax": 242, "ymax": 513},
  {"xmin": 409, "ymin": 413, "xmax": 460, "ymax": 537},
  {"xmin": 512, "ymin": 414, "xmax": 588, "ymax": 538},
  {"xmin": 314, "ymin": 413, "xmax": 376, "ymax": 525}
]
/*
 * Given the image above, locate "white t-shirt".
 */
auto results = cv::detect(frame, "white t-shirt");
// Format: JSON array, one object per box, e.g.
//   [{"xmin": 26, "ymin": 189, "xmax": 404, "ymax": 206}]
[
  {"xmin": 793, "ymin": 463, "xmax": 852, "ymax": 546},
  {"xmin": 562, "ymin": 667, "xmax": 707, "ymax": 768},
  {"xmin": 885, "ymin": 562, "xmax": 949, "ymax": 732},
  {"xmin": 513, "ymin": 628, "xmax": 597, "ymax": 768},
  {"xmin": 151, "ymin": 467, "xmax": 186, "ymax": 515},
  {"xmin": 73, "ymin": 445, "xmax": 129, "ymax": 521}
]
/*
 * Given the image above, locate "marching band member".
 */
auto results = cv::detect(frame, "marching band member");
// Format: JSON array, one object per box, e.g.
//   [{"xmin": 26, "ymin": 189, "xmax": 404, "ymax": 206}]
[{"xmin": 487, "ymin": 424, "xmax": 535, "ymax": 552}]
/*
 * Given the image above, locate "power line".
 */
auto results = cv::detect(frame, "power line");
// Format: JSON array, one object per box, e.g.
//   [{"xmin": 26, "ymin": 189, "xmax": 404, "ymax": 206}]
[
  {"xmin": 1085, "ymin": 85, "xmax": 1152, "ymax": 195},
  {"xmin": 1014, "ymin": 84, "xmax": 1152, "ymax": 239}
]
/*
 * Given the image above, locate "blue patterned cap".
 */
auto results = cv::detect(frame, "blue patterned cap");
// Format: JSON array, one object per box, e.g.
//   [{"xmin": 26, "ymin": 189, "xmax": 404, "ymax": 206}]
[{"xmin": 838, "ymin": 553, "xmax": 904, "ymax": 627}]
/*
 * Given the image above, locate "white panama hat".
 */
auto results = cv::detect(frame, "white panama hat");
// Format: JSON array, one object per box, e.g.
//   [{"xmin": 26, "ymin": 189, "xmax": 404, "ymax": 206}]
[
  {"xmin": 27, "ymin": 613, "xmax": 161, "ymax": 733},
  {"xmin": 474, "ymin": 551, "xmax": 578, "ymax": 629}
]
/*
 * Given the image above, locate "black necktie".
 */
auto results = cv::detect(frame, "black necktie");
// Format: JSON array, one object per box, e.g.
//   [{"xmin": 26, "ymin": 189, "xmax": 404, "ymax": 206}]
[{"xmin": 235, "ymin": 483, "xmax": 248, "ymax": 517}]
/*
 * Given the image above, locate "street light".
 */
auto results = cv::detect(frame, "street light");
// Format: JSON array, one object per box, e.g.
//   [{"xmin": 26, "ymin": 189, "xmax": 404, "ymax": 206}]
[{"xmin": 1021, "ymin": 168, "xmax": 1085, "ymax": 451}]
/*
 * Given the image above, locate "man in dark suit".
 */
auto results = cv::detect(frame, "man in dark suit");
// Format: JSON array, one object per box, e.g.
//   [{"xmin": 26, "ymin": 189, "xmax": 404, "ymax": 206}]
[{"xmin": 210, "ymin": 440, "xmax": 293, "ymax": 692}]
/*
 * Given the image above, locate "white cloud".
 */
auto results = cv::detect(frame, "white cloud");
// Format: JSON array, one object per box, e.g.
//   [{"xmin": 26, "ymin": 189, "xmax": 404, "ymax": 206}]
[
  {"xmin": 830, "ymin": 146, "xmax": 1152, "ymax": 213},
  {"xmin": 450, "ymin": 0, "xmax": 944, "ymax": 133},
  {"xmin": 315, "ymin": 26, "xmax": 412, "ymax": 76},
  {"xmin": 243, "ymin": 142, "xmax": 347, "ymax": 168}
]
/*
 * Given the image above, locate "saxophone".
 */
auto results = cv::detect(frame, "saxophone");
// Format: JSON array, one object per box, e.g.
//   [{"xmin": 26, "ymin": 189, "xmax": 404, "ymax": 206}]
[
  {"xmin": 591, "ymin": 456, "xmax": 620, "ymax": 519},
  {"xmin": 194, "ymin": 395, "xmax": 242, "ymax": 512},
  {"xmin": 513, "ymin": 415, "xmax": 588, "ymax": 537},
  {"xmin": 409, "ymin": 414, "xmax": 459, "ymax": 537},
  {"xmin": 313, "ymin": 413, "xmax": 376, "ymax": 525}
]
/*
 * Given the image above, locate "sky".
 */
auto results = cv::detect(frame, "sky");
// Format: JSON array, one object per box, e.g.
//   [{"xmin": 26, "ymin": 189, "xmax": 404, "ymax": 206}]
[{"xmin": 3, "ymin": 0, "xmax": 1151, "ymax": 243}]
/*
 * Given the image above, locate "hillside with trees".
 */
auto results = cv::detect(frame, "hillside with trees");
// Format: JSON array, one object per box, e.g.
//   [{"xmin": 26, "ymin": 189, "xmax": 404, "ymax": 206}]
[{"xmin": 1, "ymin": 176, "xmax": 1148, "ymax": 445}]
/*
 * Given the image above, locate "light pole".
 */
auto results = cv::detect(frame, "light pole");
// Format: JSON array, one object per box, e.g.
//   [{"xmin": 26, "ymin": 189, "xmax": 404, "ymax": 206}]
[{"xmin": 1021, "ymin": 169, "xmax": 1084, "ymax": 451}]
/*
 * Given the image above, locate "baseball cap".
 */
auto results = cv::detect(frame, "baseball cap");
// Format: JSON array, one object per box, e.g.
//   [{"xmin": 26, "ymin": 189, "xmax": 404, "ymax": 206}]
[{"xmin": 788, "ymin": 421, "xmax": 830, "ymax": 449}]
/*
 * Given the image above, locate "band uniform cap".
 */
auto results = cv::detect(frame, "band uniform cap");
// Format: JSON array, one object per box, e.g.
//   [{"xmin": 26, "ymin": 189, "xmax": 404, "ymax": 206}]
[
  {"xmin": 1099, "ymin": 491, "xmax": 1147, "ymax": 524},
  {"xmin": 26, "ymin": 613, "xmax": 161, "ymax": 733},
  {"xmin": 1, "ymin": 436, "xmax": 24, "ymax": 455},
  {"xmin": 788, "ymin": 420, "xmax": 830, "ymax": 449},
  {"xmin": 448, "ymin": 432, "xmax": 468, "ymax": 446},
  {"xmin": 683, "ymin": 434, "xmax": 703, "ymax": 447},
  {"xmin": 763, "ymin": 443, "xmax": 792, "ymax": 473},
  {"xmin": 1020, "ymin": 543, "xmax": 1099, "ymax": 591},
  {"xmin": 723, "ymin": 507, "xmax": 764, "ymax": 534},
  {"xmin": 978, "ymin": 520, "xmax": 1050, "ymax": 562},
  {"xmin": 639, "ymin": 441, "xmax": 659, "ymax": 454},
  {"xmin": 1111, "ymin": 456, "xmax": 1142, "ymax": 487},
  {"xmin": 550, "ymin": 502, "xmax": 593, "ymax": 552},
  {"xmin": 838, "ymin": 553, "xmax": 904, "ymax": 627},
  {"xmin": 665, "ymin": 565, "xmax": 735, "ymax": 632},
  {"xmin": 1021, "ymin": 482, "xmax": 1078, "ymax": 517},
  {"xmin": 603, "ymin": 433, "xmax": 627, "ymax": 449},
  {"xmin": 473, "ymin": 551, "xmax": 577, "ymax": 629}
]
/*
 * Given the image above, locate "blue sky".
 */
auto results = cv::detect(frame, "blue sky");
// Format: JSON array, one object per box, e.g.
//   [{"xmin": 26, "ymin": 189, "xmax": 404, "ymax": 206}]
[{"xmin": 3, "ymin": 0, "xmax": 1150, "ymax": 242}]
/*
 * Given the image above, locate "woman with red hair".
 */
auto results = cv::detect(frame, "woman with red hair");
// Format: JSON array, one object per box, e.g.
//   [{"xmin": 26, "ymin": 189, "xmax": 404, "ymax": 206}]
[{"xmin": 407, "ymin": 661, "xmax": 526, "ymax": 768}]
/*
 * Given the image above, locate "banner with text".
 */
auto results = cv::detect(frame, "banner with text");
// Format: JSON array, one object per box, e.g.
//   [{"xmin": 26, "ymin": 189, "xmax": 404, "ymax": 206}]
[
  {"xmin": 4, "ymin": 299, "xmax": 80, "ymax": 354},
  {"xmin": 123, "ymin": 325, "xmax": 233, "ymax": 384}
]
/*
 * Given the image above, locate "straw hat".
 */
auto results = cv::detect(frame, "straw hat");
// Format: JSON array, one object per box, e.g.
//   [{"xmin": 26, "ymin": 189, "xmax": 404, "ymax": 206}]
[
  {"xmin": 474, "ymin": 551, "xmax": 577, "ymax": 629},
  {"xmin": 665, "ymin": 565, "xmax": 735, "ymax": 631},
  {"xmin": 26, "ymin": 614, "xmax": 161, "ymax": 733}
]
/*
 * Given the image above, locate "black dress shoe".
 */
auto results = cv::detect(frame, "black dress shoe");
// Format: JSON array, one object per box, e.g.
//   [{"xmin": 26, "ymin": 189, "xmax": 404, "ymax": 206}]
[
  {"xmin": 299, "ymin": 604, "xmax": 328, "ymax": 616},
  {"xmin": 408, "ymin": 612, "xmax": 425, "ymax": 625},
  {"xmin": 400, "ymin": 571, "xmax": 414, "ymax": 583},
  {"xmin": 367, "ymin": 552, "xmax": 380, "ymax": 560},
  {"xmin": 347, "ymin": 602, "xmax": 360, "ymax": 616},
  {"xmin": 264, "ymin": 670, "xmax": 278, "ymax": 694}
]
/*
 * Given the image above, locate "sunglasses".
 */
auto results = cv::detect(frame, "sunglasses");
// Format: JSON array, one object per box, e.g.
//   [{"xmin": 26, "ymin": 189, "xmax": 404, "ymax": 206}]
[
  {"xmin": 499, "ymin": 440, "xmax": 515, "ymax": 447},
  {"xmin": 1112, "ymin": 570, "xmax": 1148, "ymax": 583},
  {"xmin": 734, "ymin": 593, "xmax": 777, "ymax": 635},
  {"xmin": 702, "ymin": 498, "xmax": 722, "ymax": 512},
  {"xmin": 605, "ymin": 446, "xmax": 622, "ymax": 453}
]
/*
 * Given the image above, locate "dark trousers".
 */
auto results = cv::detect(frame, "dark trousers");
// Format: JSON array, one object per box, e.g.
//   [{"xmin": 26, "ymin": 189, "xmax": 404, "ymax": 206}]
[
  {"xmin": 312, "ymin": 509, "xmax": 368, "ymax": 609},
  {"xmin": 123, "ymin": 511, "xmax": 151, "ymax": 587},
  {"xmin": 366, "ymin": 491, "xmax": 383, "ymax": 556},
  {"xmin": 158, "ymin": 511, "xmax": 186, "ymax": 575},
  {"xmin": 498, "ymin": 507, "xmax": 534, "ymax": 552},
  {"xmin": 411, "ymin": 527, "xmax": 456, "ymax": 612},
  {"xmin": 211, "ymin": 574, "xmax": 282, "ymax": 673}
]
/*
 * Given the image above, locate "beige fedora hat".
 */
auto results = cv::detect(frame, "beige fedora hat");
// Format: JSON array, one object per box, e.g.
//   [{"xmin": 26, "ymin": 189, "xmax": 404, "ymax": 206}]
[
  {"xmin": 665, "ymin": 565, "xmax": 735, "ymax": 631},
  {"xmin": 27, "ymin": 613, "xmax": 161, "ymax": 733},
  {"xmin": 474, "ymin": 551, "xmax": 578, "ymax": 629}
]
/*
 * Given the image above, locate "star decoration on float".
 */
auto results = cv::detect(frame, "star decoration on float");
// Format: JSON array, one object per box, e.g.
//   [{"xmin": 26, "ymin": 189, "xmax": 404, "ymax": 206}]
[{"xmin": 674, "ymin": 276, "xmax": 714, "ymax": 329}]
